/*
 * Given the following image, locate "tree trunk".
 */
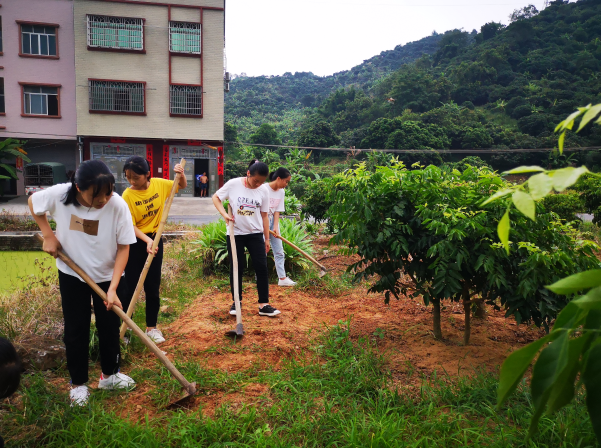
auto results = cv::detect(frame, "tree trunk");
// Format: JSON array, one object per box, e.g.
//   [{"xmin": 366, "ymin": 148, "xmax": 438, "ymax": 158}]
[
  {"xmin": 475, "ymin": 300, "xmax": 486, "ymax": 319},
  {"xmin": 463, "ymin": 284, "xmax": 471, "ymax": 345},
  {"xmin": 432, "ymin": 298, "xmax": 443, "ymax": 340}
]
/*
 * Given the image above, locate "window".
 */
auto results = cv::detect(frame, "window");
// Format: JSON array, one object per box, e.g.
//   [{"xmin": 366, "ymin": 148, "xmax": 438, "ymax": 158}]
[
  {"xmin": 87, "ymin": 15, "xmax": 144, "ymax": 51},
  {"xmin": 169, "ymin": 22, "xmax": 201, "ymax": 54},
  {"xmin": 89, "ymin": 80, "xmax": 145, "ymax": 114},
  {"xmin": 170, "ymin": 85, "xmax": 202, "ymax": 116},
  {"xmin": 0, "ymin": 78, "xmax": 4, "ymax": 114},
  {"xmin": 20, "ymin": 24, "xmax": 57, "ymax": 57},
  {"xmin": 22, "ymin": 85, "xmax": 59, "ymax": 116}
]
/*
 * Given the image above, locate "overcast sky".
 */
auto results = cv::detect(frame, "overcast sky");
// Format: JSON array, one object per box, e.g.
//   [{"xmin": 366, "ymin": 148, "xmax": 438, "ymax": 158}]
[{"xmin": 225, "ymin": 0, "xmax": 549, "ymax": 77}]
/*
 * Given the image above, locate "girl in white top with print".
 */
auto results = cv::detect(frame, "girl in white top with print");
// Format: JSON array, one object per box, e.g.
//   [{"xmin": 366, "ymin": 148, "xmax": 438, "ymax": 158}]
[
  {"xmin": 28, "ymin": 160, "xmax": 137, "ymax": 407},
  {"xmin": 263, "ymin": 167, "xmax": 296, "ymax": 286},
  {"xmin": 212, "ymin": 160, "xmax": 281, "ymax": 317}
]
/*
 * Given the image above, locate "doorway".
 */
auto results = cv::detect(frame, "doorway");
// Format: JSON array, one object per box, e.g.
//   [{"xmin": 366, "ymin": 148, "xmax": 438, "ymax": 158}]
[{"xmin": 194, "ymin": 159, "xmax": 209, "ymax": 197}]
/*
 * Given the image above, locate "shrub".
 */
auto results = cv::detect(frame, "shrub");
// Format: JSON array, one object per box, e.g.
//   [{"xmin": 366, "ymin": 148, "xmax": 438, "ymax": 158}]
[
  {"xmin": 301, "ymin": 178, "xmax": 335, "ymax": 223},
  {"xmin": 540, "ymin": 191, "xmax": 585, "ymax": 223},
  {"xmin": 283, "ymin": 193, "xmax": 302, "ymax": 216},
  {"xmin": 328, "ymin": 163, "xmax": 599, "ymax": 344},
  {"xmin": 191, "ymin": 220, "xmax": 229, "ymax": 274},
  {"xmin": 573, "ymin": 175, "xmax": 601, "ymax": 223},
  {"xmin": 273, "ymin": 218, "xmax": 314, "ymax": 275}
]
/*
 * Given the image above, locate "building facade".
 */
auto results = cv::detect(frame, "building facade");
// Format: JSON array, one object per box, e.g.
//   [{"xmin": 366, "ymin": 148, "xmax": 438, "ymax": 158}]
[
  {"xmin": 0, "ymin": 0, "xmax": 78, "ymax": 195},
  {"xmin": 74, "ymin": 0, "xmax": 225, "ymax": 196}
]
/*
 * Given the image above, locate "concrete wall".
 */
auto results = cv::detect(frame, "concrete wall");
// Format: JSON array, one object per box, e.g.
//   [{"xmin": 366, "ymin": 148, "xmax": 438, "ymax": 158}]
[
  {"xmin": 74, "ymin": 0, "xmax": 224, "ymax": 141},
  {"xmin": 0, "ymin": 0, "xmax": 77, "ymax": 140}
]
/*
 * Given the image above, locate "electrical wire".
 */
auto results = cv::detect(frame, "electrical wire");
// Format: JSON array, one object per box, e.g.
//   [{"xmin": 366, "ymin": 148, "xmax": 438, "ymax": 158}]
[{"xmin": 230, "ymin": 141, "xmax": 601, "ymax": 154}]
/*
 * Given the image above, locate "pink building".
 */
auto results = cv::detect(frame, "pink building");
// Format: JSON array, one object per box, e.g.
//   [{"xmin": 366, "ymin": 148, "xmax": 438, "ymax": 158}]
[{"xmin": 0, "ymin": 0, "xmax": 77, "ymax": 195}]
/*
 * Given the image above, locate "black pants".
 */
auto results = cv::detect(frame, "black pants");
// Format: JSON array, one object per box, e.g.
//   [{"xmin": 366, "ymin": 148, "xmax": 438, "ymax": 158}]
[
  {"xmin": 227, "ymin": 232, "xmax": 269, "ymax": 304},
  {"xmin": 59, "ymin": 271, "xmax": 125, "ymax": 385},
  {"xmin": 122, "ymin": 236, "xmax": 163, "ymax": 328}
]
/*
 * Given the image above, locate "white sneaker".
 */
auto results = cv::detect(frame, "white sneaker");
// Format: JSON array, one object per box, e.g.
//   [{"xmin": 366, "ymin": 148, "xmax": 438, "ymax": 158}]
[
  {"xmin": 146, "ymin": 328, "xmax": 165, "ymax": 344},
  {"xmin": 98, "ymin": 372, "xmax": 136, "ymax": 390},
  {"xmin": 278, "ymin": 277, "xmax": 296, "ymax": 287},
  {"xmin": 70, "ymin": 385, "xmax": 90, "ymax": 407}
]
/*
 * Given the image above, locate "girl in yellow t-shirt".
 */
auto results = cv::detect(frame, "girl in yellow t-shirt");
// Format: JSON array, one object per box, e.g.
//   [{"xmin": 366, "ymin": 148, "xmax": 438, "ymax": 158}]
[{"xmin": 121, "ymin": 156, "xmax": 186, "ymax": 344}]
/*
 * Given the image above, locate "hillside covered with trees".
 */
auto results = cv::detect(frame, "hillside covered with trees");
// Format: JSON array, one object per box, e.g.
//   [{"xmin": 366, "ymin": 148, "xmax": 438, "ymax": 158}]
[
  {"xmin": 225, "ymin": 33, "xmax": 443, "ymax": 142},
  {"xmin": 226, "ymin": 0, "xmax": 601, "ymax": 170}
]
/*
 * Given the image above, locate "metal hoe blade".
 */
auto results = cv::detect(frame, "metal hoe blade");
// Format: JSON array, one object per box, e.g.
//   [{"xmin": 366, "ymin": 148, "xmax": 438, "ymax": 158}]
[
  {"xmin": 225, "ymin": 323, "xmax": 244, "ymax": 339},
  {"xmin": 164, "ymin": 382, "xmax": 197, "ymax": 409}
]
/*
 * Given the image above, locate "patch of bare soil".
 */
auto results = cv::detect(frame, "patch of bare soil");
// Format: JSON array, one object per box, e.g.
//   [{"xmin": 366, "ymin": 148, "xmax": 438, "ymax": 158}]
[{"xmin": 81, "ymin": 238, "xmax": 546, "ymax": 418}]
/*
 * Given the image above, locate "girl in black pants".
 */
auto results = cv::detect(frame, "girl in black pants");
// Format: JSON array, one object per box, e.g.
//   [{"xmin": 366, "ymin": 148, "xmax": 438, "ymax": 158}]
[
  {"xmin": 212, "ymin": 160, "xmax": 280, "ymax": 317},
  {"xmin": 121, "ymin": 156, "xmax": 187, "ymax": 344},
  {"xmin": 28, "ymin": 160, "xmax": 137, "ymax": 406}
]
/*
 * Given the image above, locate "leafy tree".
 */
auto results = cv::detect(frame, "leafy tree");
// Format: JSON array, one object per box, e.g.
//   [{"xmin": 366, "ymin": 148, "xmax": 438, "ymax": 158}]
[
  {"xmin": 249, "ymin": 123, "xmax": 281, "ymax": 147},
  {"xmin": 0, "ymin": 139, "xmax": 30, "ymax": 196},
  {"xmin": 509, "ymin": 4, "xmax": 539, "ymax": 22},
  {"xmin": 480, "ymin": 22, "xmax": 506, "ymax": 41},
  {"xmin": 297, "ymin": 121, "xmax": 340, "ymax": 148},
  {"xmin": 327, "ymin": 163, "xmax": 597, "ymax": 344}
]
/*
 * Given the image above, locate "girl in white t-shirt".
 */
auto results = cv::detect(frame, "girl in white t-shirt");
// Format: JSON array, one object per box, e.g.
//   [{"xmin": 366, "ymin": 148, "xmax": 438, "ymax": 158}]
[
  {"xmin": 212, "ymin": 160, "xmax": 281, "ymax": 317},
  {"xmin": 28, "ymin": 160, "xmax": 137, "ymax": 407},
  {"xmin": 264, "ymin": 167, "xmax": 296, "ymax": 286}
]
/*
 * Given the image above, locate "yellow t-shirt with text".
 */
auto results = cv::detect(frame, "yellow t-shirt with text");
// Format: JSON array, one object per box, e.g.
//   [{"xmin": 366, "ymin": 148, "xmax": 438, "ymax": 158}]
[{"xmin": 122, "ymin": 178, "xmax": 176, "ymax": 234}]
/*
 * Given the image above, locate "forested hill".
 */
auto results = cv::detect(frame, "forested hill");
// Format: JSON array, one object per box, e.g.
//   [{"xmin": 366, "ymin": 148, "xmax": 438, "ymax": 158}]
[
  {"xmin": 225, "ymin": 33, "xmax": 443, "ymax": 141},
  {"xmin": 293, "ymin": 0, "xmax": 601, "ymax": 169}
]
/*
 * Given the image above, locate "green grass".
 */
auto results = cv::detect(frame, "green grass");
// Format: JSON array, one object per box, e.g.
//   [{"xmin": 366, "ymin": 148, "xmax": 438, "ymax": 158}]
[
  {"xmin": 0, "ymin": 251, "xmax": 55, "ymax": 291},
  {"xmin": 1, "ymin": 320, "xmax": 596, "ymax": 447}
]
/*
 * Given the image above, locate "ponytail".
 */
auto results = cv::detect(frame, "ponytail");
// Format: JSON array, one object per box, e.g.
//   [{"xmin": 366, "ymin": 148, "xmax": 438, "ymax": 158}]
[
  {"xmin": 247, "ymin": 159, "xmax": 269, "ymax": 177},
  {"xmin": 269, "ymin": 167, "xmax": 291, "ymax": 182},
  {"xmin": 62, "ymin": 160, "xmax": 115, "ymax": 206}
]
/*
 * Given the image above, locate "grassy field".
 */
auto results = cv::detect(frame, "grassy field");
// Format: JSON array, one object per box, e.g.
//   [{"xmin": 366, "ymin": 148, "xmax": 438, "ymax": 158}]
[{"xmin": 0, "ymin": 233, "xmax": 598, "ymax": 447}]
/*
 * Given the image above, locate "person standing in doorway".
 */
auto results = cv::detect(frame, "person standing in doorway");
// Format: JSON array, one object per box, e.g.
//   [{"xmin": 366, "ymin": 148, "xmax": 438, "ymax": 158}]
[
  {"xmin": 200, "ymin": 172, "xmax": 209, "ymax": 197},
  {"xmin": 212, "ymin": 160, "xmax": 281, "ymax": 317},
  {"xmin": 28, "ymin": 160, "xmax": 137, "ymax": 406},
  {"xmin": 263, "ymin": 167, "xmax": 296, "ymax": 286},
  {"xmin": 121, "ymin": 156, "xmax": 187, "ymax": 344}
]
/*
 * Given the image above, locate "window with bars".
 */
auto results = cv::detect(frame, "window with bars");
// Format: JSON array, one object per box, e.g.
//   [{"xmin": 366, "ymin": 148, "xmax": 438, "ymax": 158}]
[
  {"xmin": 23, "ymin": 85, "xmax": 59, "ymax": 116},
  {"xmin": 87, "ymin": 15, "xmax": 143, "ymax": 51},
  {"xmin": 169, "ymin": 22, "xmax": 201, "ymax": 54},
  {"xmin": 89, "ymin": 80, "xmax": 145, "ymax": 114},
  {"xmin": 0, "ymin": 78, "xmax": 4, "ymax": 114},
  {"xmin": 170, "ymin": 85, "xmax": 202, "ymax": 116},
  {"xmin": 20, "ymin": 24, "xmax": 57, "ymax": 56}
]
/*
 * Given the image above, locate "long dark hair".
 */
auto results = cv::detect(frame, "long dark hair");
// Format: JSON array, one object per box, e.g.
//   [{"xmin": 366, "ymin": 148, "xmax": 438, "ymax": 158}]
[
  {"xmin": 247, "ymin": 159, "xmax": 269, "ymax": 177},
  {"xmin": 0, "ymin": 337, "xmax": 22, "ymax": 399},
  {"xmin": 123, "ymin": 155, "xmax": 151, "ymax": 181},
  {"xmin": 62, "ymin": 160, "xmax": 115, "ymax": 206},
  {"xmin": 269, "ymin": 167, "xmax": 291, "ymax": 182}
]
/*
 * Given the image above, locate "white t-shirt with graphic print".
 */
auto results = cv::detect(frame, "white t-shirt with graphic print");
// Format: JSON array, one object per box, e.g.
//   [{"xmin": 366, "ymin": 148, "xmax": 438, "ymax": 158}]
[
  {"xmin": 216, "ymin": 178, "xmax": 269, "ymax": 236},
  {"xmin": 263, "ymin": 184, "xmax": 286, "ymax": 219},
  {"xmin": 31, "ymin": 183, "xmax": 137, "ymax": 283}
]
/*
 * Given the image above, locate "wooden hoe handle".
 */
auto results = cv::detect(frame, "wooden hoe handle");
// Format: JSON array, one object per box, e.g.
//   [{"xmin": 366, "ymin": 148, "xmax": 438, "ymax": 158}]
[
  {"xmin": 269, "ymin": 229, "xmax": 327, "ymax": 272},
  {"xmin": 34, "ymin": 233, "xmax": 196, "ymax": 395}
]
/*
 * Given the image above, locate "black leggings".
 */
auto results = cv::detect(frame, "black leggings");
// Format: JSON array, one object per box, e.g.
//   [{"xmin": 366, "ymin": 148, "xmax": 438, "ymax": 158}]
[
  {"xmin": 122, "ymin": 236, "xmax": 164, "ymax": 327},
  {"xmin": 227, "ymin": 232, "xmax": 269, "ymax": 304},
  {"xmin": 59, "ymin": 271, "xmax": 125, "ymax": 385}
]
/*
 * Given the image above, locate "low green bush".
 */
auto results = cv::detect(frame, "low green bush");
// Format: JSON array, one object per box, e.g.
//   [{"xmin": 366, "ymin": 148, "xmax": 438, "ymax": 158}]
[
  {"xmin": 191, "ymin": 218, "xmax": 314, "ymax": 276},
  {"xmin": 573, "ymin": 175, "xmax": 601, "ymax": 223},
  {"xmin": 283, "ymin": 193, "xmax": 301, "ymax": 216},
  {"xmin": 540, "ymin": 191, "xmax": 585, "ymax": 223}
]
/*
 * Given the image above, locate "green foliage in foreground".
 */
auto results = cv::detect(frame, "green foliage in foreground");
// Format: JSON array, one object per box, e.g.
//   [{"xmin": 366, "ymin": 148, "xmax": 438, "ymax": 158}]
[
  {"xmin": 1, "ymin": 321, "xmax": 597, "ymax": 447},
  {"xmin": 490, "ymin": 103, "xmax": 601, "ymax": 442}
]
